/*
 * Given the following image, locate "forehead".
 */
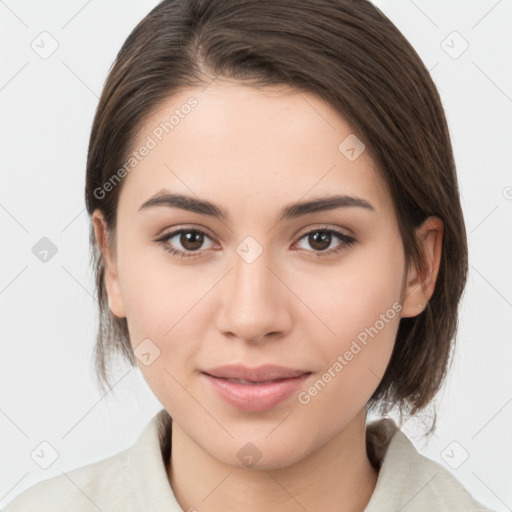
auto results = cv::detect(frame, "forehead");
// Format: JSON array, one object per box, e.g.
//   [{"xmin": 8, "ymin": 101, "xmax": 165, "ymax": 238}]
[{"xmin": 120, "ymin": 80, "xmax": 394, "ymax": 222}]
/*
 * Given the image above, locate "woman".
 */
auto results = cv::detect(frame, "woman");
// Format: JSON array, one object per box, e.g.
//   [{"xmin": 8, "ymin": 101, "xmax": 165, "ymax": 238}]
[{"xmin": 5, "ymin": 0, "xmax": 496, "ymax": 510}]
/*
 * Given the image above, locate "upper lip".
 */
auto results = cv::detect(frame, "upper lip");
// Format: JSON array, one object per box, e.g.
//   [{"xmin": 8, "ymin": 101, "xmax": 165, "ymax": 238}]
[{"xmin": 202, "ymin": 364, "xmax": 310, "ymax": 382}]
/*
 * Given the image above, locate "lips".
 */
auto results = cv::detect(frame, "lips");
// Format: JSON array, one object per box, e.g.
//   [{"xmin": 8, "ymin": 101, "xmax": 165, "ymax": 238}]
[
  {"xmin": 201, "ymin": 364, "xmax": 310, "ymax": 382},
  {"xmin": 222, "ymin": 378, "xmax": 283, "ymax": 385},
  {"xmin": 200, "ymin": 364, "xmax": 312, "ymax": 411}
]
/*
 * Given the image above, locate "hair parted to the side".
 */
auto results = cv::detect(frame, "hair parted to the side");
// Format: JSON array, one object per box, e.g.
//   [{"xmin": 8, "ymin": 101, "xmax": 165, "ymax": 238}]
[{"xmin": 84, "ymin": 0, "xmax": 468, "ymax": 436}]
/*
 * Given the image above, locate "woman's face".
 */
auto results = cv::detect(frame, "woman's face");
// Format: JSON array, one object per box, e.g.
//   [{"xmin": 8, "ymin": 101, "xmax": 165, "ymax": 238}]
[{"xmin": 95, "ymin": 80, "xmax": 427, "ymax": 469}]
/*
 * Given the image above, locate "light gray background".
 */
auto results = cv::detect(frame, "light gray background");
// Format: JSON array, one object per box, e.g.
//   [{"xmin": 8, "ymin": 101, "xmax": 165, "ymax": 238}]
[{"xmin": 1, "ymin": 0, "xmax": 511, "ymax": 510}]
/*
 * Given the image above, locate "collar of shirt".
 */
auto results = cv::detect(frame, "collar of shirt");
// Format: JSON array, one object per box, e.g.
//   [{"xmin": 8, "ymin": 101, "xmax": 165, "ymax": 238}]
[
  {"xmin": 4, "ymin": 408, "xmax": 494, "ymax": 511},
  {"xmin": 126, "ymin": 409, "xmax": 492, "ymax": 512}
]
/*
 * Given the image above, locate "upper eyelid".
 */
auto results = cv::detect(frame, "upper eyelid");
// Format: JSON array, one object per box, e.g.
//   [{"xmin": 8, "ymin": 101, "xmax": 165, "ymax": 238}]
[{"xmin": 156, "ymin": 224, "xmax": 213, "ymax": 240}]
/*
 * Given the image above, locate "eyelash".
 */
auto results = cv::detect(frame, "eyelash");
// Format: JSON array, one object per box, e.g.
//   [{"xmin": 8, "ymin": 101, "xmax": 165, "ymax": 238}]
[{"xmin": 155, "ymin": 226, "xmax": 356, "ymax": 260}]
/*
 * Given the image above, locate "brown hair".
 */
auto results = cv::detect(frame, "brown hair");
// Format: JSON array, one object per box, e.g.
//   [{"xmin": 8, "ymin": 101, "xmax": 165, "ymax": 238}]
[{"xmin": 85, "ymin": 0, "xmax": 468, "ymax": 435}]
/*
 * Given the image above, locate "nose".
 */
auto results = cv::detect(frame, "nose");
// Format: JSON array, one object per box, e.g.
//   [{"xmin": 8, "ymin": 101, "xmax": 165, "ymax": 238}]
[{"xmin": 214, "ymin": 246, "xmax": 293, "ymax": 344}]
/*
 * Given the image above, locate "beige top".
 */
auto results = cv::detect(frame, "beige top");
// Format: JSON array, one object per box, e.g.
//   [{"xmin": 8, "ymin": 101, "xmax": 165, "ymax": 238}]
[{"xmin": 4, "ymin": 408, "xmax": 495, "ymax": 511}]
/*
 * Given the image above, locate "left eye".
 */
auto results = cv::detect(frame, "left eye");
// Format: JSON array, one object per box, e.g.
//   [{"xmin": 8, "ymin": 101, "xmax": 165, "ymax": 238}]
[
  {"xmin": 294, "ymin": 228, "xmax": 355, "ymax": 256},
  {"xmin": 156, "ymin": 227, "xmax": 355, "ymax": 259}
]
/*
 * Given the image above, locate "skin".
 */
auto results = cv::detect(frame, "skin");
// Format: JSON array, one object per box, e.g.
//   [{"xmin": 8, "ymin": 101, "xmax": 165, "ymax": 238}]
[{"xmin": 93, "ymin": 79, "xmax": 443, "ymax": 512}]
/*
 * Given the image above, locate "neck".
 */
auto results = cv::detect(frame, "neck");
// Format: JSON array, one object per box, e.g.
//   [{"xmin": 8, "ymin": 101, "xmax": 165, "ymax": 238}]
[{"xmin": 167, "ymin": 408, "xmax": 379, "ymax": 512}]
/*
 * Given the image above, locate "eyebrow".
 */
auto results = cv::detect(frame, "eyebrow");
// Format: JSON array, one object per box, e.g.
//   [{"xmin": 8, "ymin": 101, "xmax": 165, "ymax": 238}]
[{"xmin": 138, "ymin": 189, "xmax": 376, "ymax": 222}]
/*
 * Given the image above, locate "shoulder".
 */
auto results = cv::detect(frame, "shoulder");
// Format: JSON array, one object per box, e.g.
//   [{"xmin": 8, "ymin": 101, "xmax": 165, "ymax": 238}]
[
  {"xmin": 365, "ymin": 418, "xmax": 497, "ymax": 512},
  {"xmin": 3, "ymin": 447, "xmax": 132, "ymax": 512},
  {"xmin": 394, "ymin": 434, "xmax": 495, "ymax": 512},
  {"xmin": 3, "ymin": 409, "xmax": 173, "ymax": 512}
]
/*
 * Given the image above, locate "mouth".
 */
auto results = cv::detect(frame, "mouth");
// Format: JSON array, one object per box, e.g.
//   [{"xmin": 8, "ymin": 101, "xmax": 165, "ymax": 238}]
[
  {"xmin": 208, "ymin": 376, "xmax": 299, "ymax": 385},
  {"xmin": 201, "ymin": 364, "xmax": 310, "ymax": 382},
  {"xmin": 200, "ymin": 367, "xmax": 312, "ymax": 412}
]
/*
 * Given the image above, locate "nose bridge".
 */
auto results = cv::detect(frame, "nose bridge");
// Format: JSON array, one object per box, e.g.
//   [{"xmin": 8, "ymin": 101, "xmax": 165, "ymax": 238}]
[
  {"xmin": 234, "ymin": 244, "xmax": 273, "ymax": 301},
  {"xmin": 231, "ymin": 233, "xmax": 275, "ymax": 292},
  {"xmin": 215, "ymin": 236, "xmax": 291, "ymax": 342}
]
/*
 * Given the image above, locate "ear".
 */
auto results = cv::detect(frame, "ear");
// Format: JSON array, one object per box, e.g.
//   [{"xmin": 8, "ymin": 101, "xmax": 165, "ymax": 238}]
[
  {"xmin": 401, "ymin": 216, "xmax": 444, "ymax": 318},
  {"xmin": 92, "ymin": 209, "xmax": 126, "ymax": 318}
]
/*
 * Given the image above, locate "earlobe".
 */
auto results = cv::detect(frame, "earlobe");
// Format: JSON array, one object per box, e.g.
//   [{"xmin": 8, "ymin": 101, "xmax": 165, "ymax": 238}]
[
  {"xmin": 400, "ymin": 216, "xmax": 444, "ymax": 318},
  {"xmin": 92, "ymin": 210, "xmax": 126, "ymax": 318}
]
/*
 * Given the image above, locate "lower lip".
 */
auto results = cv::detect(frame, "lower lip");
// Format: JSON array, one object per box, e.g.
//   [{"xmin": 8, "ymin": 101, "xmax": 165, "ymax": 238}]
[{"xmin": 202, "ymin": 372, "xmax": 311, "ymax": 412}]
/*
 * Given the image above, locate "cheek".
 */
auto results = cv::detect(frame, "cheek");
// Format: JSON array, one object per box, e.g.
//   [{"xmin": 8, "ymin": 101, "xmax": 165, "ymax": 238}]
[
  {"xmin": 296, "ymin": 292, "xmax": 400, "ymax": 428},
  {"xmin": 117, "ymin": 239, "xmax": 209, "ymax": 339},
  {"xmin": 296, "ymin": 245, "xmax": 403, "ymax": 340},
  {"xmin": 117, "ymin": 255, "xmax": 204, "ymax": 411},
  {"xmin": 116, "ymin": 245, "xmax": 210, "ymax": 393},
  {"xmin": 292, "ymin": 244, "xmax": 403, "ymax": 398}
]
